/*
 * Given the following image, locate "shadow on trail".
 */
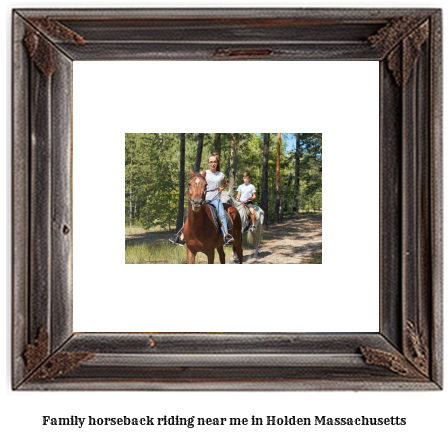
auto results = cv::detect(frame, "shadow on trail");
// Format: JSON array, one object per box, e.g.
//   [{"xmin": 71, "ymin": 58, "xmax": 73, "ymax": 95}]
[
  {"xmin": 242, "ymin": 251, "xmax": 272, "ymax": 263},
  {"xmin": 125, "ymin": 230, "xmax": 173, "ymax": 246},
  {"xmin": 244, "ymin": 214, "xmax": 322, "ymax": 264}
]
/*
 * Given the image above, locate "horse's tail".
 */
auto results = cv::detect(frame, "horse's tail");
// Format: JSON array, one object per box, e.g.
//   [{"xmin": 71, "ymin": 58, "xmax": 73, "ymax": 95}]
[{"xmin": 247, "ymin": 222, "xmax": 262, "ymax": 245}]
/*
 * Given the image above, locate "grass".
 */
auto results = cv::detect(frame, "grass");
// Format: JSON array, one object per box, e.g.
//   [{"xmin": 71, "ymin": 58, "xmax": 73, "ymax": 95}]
[
  {"xmin": 301, "ymin": 251, "xmax": 322, "ymax": 264},
  {"xmin": 125, "ymin": 241, "xmax": 184, "ymax": 264},
  {"xmin": 125, "ymin": 233, "xmax": 259, "ymax": 264},
  {"xmin": 125, "ymin": 225, "xmax": 145, "ymax": 235}
]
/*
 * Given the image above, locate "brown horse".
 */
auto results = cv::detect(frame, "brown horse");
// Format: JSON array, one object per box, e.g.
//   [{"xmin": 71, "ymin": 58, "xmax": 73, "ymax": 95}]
[{"xmin": 183, "ymin": 169, "xmax": 243, "ymax": 264}]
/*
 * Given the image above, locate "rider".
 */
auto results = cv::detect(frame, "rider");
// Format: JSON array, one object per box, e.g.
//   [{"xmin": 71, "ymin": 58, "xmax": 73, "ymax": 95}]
[
  {"xmin": 169, "ymin": 153, "xmax": 235, "ymax": 247},
  {"xmin": 236, "ymin": 172, "xmax": 257, "ymax": 232}
]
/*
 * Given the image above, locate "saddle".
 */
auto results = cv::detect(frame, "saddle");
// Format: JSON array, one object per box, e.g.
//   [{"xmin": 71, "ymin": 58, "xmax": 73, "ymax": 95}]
[{"xmin": 183, "ymin": 204, "xmax": 233, "ymax": 235}]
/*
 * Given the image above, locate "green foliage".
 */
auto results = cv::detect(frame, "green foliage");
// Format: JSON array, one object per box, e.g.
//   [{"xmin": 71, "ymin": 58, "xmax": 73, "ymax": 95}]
[
  {"xmin": 125, "ymin": 133, "xmax": 322, "ymax": 229},
  {"xmin": 294, "ymin": 133, "xmax": 323, "ymax": 214}
]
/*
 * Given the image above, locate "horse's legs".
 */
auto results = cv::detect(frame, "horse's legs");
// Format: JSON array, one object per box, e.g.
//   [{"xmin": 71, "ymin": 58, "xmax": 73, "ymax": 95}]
[
  {"xmin": 206, "ymin": 250, "xmax": 215, "ymax": 264},
  {"xmin": 186, "ymin": 246, "xmax": 196, "ymax": 264},
  {"xmin": 217, "ymin": 246, "xmax": 226, "ymax": 264},
  {"xmin": 234, "ymin": 233, "xmax": 243, "ymax": 264},
  {"xmin": 226, "ymin": 206, "xmax": 243, "ymax": 264},
  {"xmin": 254, "ymin": 224, "xmax": 262, "ymax": 257},
  {"xmin": 237, "ymin": 243, "xmax": 243, "ymax": 264},
  {"xmin": 230, "ymin": 234, "xmax": 238, "ymax": 263}
]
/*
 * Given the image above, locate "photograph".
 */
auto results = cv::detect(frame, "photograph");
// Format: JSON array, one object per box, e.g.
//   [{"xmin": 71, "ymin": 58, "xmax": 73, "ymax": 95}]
[{"xmin": 125, "ymin": 133, "xmax": 322, "ymax": 264}]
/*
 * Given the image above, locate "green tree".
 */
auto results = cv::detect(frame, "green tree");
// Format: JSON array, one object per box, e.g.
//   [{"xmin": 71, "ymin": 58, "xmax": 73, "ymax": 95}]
[
  {"xmin": 125, "ymin": 133, "xmax": 321, "ymax": 232},
  {"xmin": 194, "ymin": 133, "xmax": 204, "ymax": 173},
  {"xmin": 275, "ymin": 133, "xmax": 281, "ymax": 222},
  {"xmin": 261, "ymin": 133, "xmax": 270, "ymax": 225},
  {"xmin": 176, "ymin": 134, "xmax": 186, "ymax": 231}
]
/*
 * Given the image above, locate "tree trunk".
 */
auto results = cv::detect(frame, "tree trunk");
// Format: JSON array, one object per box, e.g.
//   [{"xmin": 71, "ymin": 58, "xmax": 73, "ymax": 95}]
[
  {"xmin": 194, "ymin": 133, "xmax": 204, "ymax": 173},
  {"xmin": 261, "ymin": 133, "xmax": 269, "ymax": 226},
  {"xmin": 129, "ymin": 141, "xmax": 132, "ymax": 228},
  {"xmin": 275, "ymin": 133, "xmax": 281, "ymax": 222},
  {"xmin": 176, "ymin": 134, "xmax": 186, "ymax": 230},
  {"xmin": 214, "ymin": 133, "xmax": 221, "ymax": 158},
  {"xmin": 229, "ymin": 134, "xmax": 236, "ymax": 196},
  {"xmin": 158, "ymin": 133, "xmax": 164, "ymax": 226},
  {"xmin": 280, "ymin": 167, "xmax": 293, "ymax": 222},
  {"xmin": 293, "ymin": 133, "xmax": 301, "ymax": 211}
]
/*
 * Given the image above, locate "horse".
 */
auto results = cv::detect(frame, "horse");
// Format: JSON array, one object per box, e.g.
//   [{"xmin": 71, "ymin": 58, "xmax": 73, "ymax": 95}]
[
  {"xmin": 183, "ymin": 169, "xmax": 243, "ymax": 264},
  {"xmin": 220, "ymin": 191, "xmax": 264, "ymax": 259}
]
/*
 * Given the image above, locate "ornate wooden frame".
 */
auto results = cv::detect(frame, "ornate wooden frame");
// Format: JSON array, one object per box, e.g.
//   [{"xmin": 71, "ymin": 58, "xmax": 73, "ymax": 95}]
[{"xmin": 12, "ymin": 8, "xmax": 442, "ymax": 390}]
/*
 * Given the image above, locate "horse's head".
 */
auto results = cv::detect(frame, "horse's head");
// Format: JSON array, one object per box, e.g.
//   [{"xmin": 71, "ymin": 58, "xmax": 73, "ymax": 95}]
[
  {"xmin": 188, "ymin": 168, "xmax": 208, "ymax": 213},
  {"xmin": 220, "ymin": 190, "xmax": 233, "ymax": 206}
]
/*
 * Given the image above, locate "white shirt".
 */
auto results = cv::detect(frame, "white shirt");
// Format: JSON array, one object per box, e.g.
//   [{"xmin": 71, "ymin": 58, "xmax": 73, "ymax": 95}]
[
  {"xmin": 237, "ymin": 183, "xmax": 256, "ymax": 202},
  {"xmin": 205, "ymin": 170, "xmax": 225, "ymax": 201}
]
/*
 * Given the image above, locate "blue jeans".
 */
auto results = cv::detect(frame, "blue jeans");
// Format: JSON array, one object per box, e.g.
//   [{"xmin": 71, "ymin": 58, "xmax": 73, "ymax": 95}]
[{"xmin": 210, "ymin": 199, "xmax": 227, "ymax": 234}]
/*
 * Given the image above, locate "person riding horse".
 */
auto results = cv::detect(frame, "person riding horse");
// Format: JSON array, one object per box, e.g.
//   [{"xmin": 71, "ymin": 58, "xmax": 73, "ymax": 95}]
[
  {"xmin": 236, "ymin": 171, "xmax": 257, "ymax": 232},
  {"xmin": 170, "ymin": 153, "xmax": 235, "ymax": 247}
]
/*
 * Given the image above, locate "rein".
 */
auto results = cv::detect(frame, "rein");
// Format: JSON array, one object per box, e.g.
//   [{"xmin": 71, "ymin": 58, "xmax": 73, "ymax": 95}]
[{"xmin": 188, "ymin": 198, "xmax": 210, "ymax": 206}]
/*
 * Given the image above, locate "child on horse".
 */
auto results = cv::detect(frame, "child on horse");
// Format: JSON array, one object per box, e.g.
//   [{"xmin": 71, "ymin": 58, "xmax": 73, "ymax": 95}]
[
  {"xmin": 170, "ymin": 153, "xmax": 235, "ymax": 247},
  {"xmin": 236, "ymin": 172, "xmax": 257, "ymax": 232}
]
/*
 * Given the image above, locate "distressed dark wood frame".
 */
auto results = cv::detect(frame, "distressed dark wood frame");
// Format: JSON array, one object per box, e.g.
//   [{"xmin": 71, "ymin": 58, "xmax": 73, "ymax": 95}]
[{"xmin": 12, "ymin": 8, "xmax": 442, "ymax": 390}]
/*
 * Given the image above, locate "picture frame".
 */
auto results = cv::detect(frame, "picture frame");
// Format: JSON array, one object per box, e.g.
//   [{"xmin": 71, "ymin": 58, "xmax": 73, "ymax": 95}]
[{"xmin": 12, "ymin": 8, "xmax": 442, "ymax": 390}]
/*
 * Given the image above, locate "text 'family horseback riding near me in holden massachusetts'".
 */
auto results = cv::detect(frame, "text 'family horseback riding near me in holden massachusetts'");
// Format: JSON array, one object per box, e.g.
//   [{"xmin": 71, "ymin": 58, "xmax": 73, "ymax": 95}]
[
  {"xmin": 125, "ymin": 133, "xmax": 322, "ymax": 264},
  {"xmin": 41, "ymin": 414, "xmax": 406, "ymax": 428}
]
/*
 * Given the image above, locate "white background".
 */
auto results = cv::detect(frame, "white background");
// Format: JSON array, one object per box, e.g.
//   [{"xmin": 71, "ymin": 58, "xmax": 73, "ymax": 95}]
[
  {"xmin": 73, "ymin": 60, "xmax": 379, "ymax": 332},
  {"xmin": 3, "ymin": 1, "xmax": 446, "ymax": 438}
]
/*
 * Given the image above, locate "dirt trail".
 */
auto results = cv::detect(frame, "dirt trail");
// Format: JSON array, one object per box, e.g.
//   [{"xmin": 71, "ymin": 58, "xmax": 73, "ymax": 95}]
[
  {"xmin": 125, "ymin": 215, "xmax": 322, "ymax": 264},
  {"xmin": 243, "ymin": 215, "xmax": 322, "ymax": 264}
]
